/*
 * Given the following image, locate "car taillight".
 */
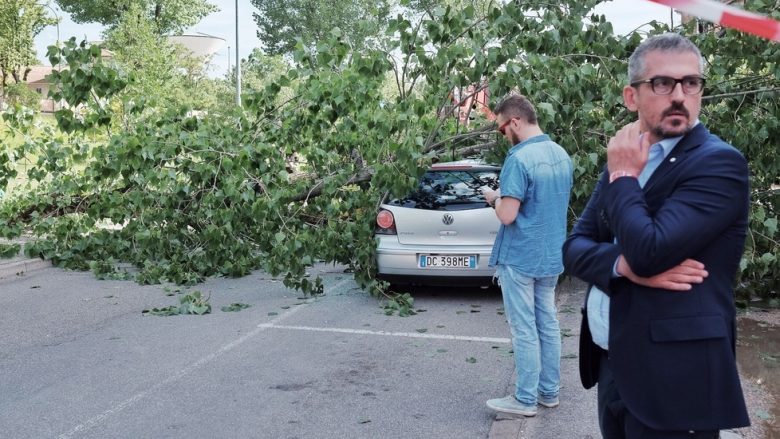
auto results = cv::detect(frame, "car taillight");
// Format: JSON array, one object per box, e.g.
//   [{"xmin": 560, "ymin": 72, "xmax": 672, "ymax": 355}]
[{"xmin": 375, "ymin": 210, "xmax": 396, "ymax": 235}]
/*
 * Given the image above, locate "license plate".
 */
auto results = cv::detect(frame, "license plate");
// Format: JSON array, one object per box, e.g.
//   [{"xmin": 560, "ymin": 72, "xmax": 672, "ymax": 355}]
[{"xmin": 418, "ymin": 255, "xmax": 476, "ymax": 269}]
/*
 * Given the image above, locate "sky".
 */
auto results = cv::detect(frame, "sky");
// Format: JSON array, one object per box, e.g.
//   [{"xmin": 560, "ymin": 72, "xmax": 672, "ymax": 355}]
[{"xmin": 33, "ymin": 0, "xmax": 675, "ymax": 79}]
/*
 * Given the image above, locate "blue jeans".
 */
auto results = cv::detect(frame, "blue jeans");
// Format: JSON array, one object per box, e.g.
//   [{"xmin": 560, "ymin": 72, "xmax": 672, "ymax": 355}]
[{"xmin": 496, "ymin": 265, "xmax": 561, "ymax": 405}]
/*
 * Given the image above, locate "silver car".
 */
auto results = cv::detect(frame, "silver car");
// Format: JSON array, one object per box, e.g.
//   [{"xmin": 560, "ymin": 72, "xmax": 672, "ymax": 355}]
[{"xmin": 375, "ymin": 160, "xmax": 501, "ymax": 287}]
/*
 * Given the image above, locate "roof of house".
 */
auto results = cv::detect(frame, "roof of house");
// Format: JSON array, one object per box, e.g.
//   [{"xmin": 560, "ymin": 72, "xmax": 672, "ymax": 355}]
[
  {"xmin": 100, "ymin": 47, "xmax": 114, "ymax": 58},
  {"xmin": 24, "ymin": 66, "xmax": 55, "ymax": 85}
]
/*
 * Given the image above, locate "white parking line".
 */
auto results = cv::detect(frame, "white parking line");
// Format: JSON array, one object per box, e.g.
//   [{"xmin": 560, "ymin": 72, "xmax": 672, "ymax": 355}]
[
  {"xmin": 259, "ymin": 323, "xmax": 511, "ymax": 344},
  {"xmin": 58, "ymin": 278, "xmax": 352, "ymax": 439}
]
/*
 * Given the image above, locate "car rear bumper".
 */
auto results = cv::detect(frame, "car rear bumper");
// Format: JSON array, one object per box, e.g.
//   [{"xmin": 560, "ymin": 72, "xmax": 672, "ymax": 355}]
[
  {"xmin": 375, "ymin": 273, "xmax": 497, "ymax": 287},
  {"xmin": 375, "ymin": 236, "xmax": 496, "ymax": 285}
]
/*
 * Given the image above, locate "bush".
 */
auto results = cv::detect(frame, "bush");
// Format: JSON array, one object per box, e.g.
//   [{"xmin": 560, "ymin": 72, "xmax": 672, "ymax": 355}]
[{"xmin": 2, "ymin": 83, "xmax": 41, "ymax": 110}]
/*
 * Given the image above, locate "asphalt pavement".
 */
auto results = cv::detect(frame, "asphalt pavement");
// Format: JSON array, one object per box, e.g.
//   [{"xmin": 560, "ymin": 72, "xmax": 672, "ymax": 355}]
[
  {"xmin": 0, "ymin": 258, "xmax": 535, "ymax": 439},
  {"xmin": 0, "ymin": 257, "xmax": 747, "ymax": 438}
]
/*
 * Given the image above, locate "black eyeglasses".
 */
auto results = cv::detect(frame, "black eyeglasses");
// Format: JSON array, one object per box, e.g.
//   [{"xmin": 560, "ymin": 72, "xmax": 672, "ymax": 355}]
[{"xmin": 630, "ymin": 76, "xmax": 706, "ymax": 95}]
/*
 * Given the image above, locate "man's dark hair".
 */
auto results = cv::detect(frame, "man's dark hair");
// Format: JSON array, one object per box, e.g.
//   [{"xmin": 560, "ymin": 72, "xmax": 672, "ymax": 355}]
[{"xmin": 494, "ymin": 94, "xmax": 538, "ymax": 125}]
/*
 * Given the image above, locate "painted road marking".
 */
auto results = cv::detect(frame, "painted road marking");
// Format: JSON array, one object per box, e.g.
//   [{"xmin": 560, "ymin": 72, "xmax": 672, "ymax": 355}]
[{"xmin": 259, "ymin": 323, "xmax": 511, "ymax": 344}]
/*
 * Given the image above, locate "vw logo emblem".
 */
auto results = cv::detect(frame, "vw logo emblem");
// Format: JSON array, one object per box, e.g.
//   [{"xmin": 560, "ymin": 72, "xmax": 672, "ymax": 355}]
[{"xmin": 442, "ymin": 214, "xmax": 454, "ymax": 225}]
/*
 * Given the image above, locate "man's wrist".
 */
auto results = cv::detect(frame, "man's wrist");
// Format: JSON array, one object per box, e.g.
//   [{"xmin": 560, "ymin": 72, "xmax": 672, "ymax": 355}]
[{"xmin": 609, "ymin": 170, "xmax": 637, "ymax": 183}]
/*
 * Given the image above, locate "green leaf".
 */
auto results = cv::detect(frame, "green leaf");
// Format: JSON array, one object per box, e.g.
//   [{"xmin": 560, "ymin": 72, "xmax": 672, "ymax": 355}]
[
  {"xmin": 142, "ymin": 306, "xmax": 180, "ymax": 316},
  {"xmin": 222, "ymin": 303, "xmax": 251, "ymax": 312},
  {"xmin": 190, "ymin": 304, "xmax": 211, "ymax": 315},
  {"xmin": 0, "ymin": 243, "xmax": 21, "ymax": 259},
  {"xmin": 754, "ymin": 410, "xmax": 771, "ymax": 421},
  {"xmin": 764, "ymin": 218, "xmax": 777, "ymax": 236},
  {"xmin": 537, "ymin": 102, "xmax": 556, "ymax": 119}
]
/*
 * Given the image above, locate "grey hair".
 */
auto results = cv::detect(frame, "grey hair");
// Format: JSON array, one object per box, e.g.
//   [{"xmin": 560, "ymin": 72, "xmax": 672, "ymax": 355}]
[{"xmin": 628, "ymin": 33, "xmax": 705, "ymax": 83}]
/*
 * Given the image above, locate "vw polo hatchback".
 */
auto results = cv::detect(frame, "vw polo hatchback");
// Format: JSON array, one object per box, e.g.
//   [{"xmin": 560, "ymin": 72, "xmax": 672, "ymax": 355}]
[{"xmin": 374, "ymin": 160, "xmax": 501, "ymax": 286}]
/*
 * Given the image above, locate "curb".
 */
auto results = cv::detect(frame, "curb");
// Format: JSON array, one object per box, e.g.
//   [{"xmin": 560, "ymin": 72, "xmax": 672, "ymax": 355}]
[{"xmin": 0, "ymin": 258, "xmax": 51, "ymax": 280}]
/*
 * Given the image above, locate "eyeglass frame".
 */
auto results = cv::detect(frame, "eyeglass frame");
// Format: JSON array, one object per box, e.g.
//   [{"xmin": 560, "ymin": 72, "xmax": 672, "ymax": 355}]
[
  {"xmin": 497, "ymin": 118, "xmax": 517, "ymax": 135},
  {"xmin": 629, "ymin": 75, "xmax": 706, "ymax": 95}
]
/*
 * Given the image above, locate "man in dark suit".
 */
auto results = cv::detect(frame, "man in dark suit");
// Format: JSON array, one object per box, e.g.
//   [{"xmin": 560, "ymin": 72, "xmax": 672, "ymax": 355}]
[{"xmin": 563, "ymin": 33, "xmax": 750, "ymax": 438}]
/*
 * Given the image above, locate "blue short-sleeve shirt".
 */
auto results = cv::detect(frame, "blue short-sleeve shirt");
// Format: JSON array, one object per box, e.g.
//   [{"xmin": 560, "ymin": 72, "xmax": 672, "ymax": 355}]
[{"xmin": 488, "ymin": 134, "xmax": 573, "ymax": 277}]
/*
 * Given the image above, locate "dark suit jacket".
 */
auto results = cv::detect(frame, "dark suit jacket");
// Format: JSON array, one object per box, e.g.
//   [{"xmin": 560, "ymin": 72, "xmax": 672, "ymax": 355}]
[{"xmin": 563, "ymin": 124, "xmax": 751, "ymax": 431}]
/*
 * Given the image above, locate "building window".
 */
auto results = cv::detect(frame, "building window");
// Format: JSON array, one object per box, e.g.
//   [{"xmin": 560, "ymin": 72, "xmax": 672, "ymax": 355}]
[{"xmin": 36, "ymin": 88, "xmax": 43, "ymax": 94}]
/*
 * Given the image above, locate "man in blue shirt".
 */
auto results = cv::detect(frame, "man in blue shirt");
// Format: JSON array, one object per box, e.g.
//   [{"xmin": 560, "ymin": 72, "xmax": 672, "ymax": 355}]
[{"xmin": 482, "ymin": 94, "xmax": 573, "ymax": 417}]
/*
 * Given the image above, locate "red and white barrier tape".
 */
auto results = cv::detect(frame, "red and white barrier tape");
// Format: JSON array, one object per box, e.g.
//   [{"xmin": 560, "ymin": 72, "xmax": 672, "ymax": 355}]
[{"xmin": 649, "ymin": 0, "xmax": 780, "ymax": 42}]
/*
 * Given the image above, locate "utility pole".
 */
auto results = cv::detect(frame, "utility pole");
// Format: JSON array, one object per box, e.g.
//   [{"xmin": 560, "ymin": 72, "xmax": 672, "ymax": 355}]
[{"xmin": 235, "ymin": 0, "xmax": 241, "ymax": 107}]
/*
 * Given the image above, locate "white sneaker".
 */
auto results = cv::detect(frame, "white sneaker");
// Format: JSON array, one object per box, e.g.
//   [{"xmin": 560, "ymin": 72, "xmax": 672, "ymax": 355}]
[{"xmin": 486, "ymin": 396, "xmax": 537, "ymax": 416}]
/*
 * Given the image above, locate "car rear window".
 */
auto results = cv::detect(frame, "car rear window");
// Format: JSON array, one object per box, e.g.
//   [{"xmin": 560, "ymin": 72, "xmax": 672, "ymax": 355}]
[{"xmin": 386, "ymin": 169, "xmax": 500, "ymax": 210}]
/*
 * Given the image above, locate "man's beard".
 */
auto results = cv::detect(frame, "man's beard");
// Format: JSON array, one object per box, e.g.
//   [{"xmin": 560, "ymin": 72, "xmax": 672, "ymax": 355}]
[
  {"xmin": 652, "ymin": 122, "xmax": 692, "ymax": 139},
  {"xmin": 652, "ymin": 102, "xmax": 692, "ymax": 139}
]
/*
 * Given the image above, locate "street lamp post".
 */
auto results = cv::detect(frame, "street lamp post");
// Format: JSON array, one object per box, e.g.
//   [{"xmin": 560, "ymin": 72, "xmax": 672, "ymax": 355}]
[
  {"xmin": 235, "ymin": 0, "xmax": 241, "ymax": 107},
  {"xmin": 39, "ymin": 1, "xmax": 60, "ymax": 50}
]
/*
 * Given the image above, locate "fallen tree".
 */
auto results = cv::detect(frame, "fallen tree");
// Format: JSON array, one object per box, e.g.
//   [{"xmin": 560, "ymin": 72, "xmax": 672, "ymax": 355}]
[{"xmin": 0, "ymin": 0, "xmax": 776, "ymax": 303}]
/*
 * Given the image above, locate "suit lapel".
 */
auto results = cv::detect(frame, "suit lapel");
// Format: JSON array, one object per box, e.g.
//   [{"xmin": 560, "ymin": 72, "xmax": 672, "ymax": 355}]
[{"xmin": 643, "ymin": 124, "xmax": 710, "ymax": 193}]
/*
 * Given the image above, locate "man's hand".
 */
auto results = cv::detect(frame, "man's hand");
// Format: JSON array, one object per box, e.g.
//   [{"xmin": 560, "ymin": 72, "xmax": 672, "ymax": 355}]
[
  {"xmin": 607, "ymin": 121, "xmax": 652, "ymax": 178},
  {"xmin": 617, "ymin": 256, "xmax": 708, "ymax": 291},
  {"xmin": 482, "ymin": 187, "xmax": 500, "ymax": 206}
]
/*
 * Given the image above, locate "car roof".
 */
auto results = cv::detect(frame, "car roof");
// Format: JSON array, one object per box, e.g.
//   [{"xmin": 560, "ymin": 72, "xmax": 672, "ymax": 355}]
[{"xmin": 430, "ymin": 159, "xmax": 501, "ymax": 171}]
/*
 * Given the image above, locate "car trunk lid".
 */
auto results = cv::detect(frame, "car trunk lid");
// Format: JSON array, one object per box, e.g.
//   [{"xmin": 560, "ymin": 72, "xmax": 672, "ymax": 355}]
[{"xmin": 382, "ymin": 205, "xmax": 499, "ymax": 246}]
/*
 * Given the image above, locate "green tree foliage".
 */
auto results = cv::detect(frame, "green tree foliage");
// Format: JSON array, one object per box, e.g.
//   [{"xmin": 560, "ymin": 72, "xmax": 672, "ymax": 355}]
[
  {"xmin": 0, "ymin": 0, "xmax": 56, "ymax": 86},
  {"xmin": 227, "ymin": 48, "xmax": 295, "ymax": 110},
  {"xmin": 54, "ymin": 0, "xmax": 217, "ymax": 34},
  {"xmin": 46, "ymin": 39, "xmax": 131, "ymax": 133},
  {"xmin": 103, "ymin": 4, "xmax": 227, "ymax": 114},
  {"xmin": 3, "ymin": 82, "xmax": 40, "ymax": 108},
  {"xmin": 251, "ymin": 0, "xmax": 391, "ymax": 55},
  {"xmin": 0, "ymin": 0, "xmax": 776, "ymax": 303},
  {"xmin": 405, "ymin": 0, "xmax": 494, "ymax": 19},
  {"xmin": 229, "ymin": 48, "xmax": 290, "ymax": 92},
  {"xmin": 691, "ymin": 0, "xmax": 780, "ymax": 299}
]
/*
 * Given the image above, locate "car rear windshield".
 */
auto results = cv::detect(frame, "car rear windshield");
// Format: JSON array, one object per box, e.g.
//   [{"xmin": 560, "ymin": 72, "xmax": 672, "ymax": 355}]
[{"xmin": 386, "ymin": 169, "xmax": 500, "ymax": 210}]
